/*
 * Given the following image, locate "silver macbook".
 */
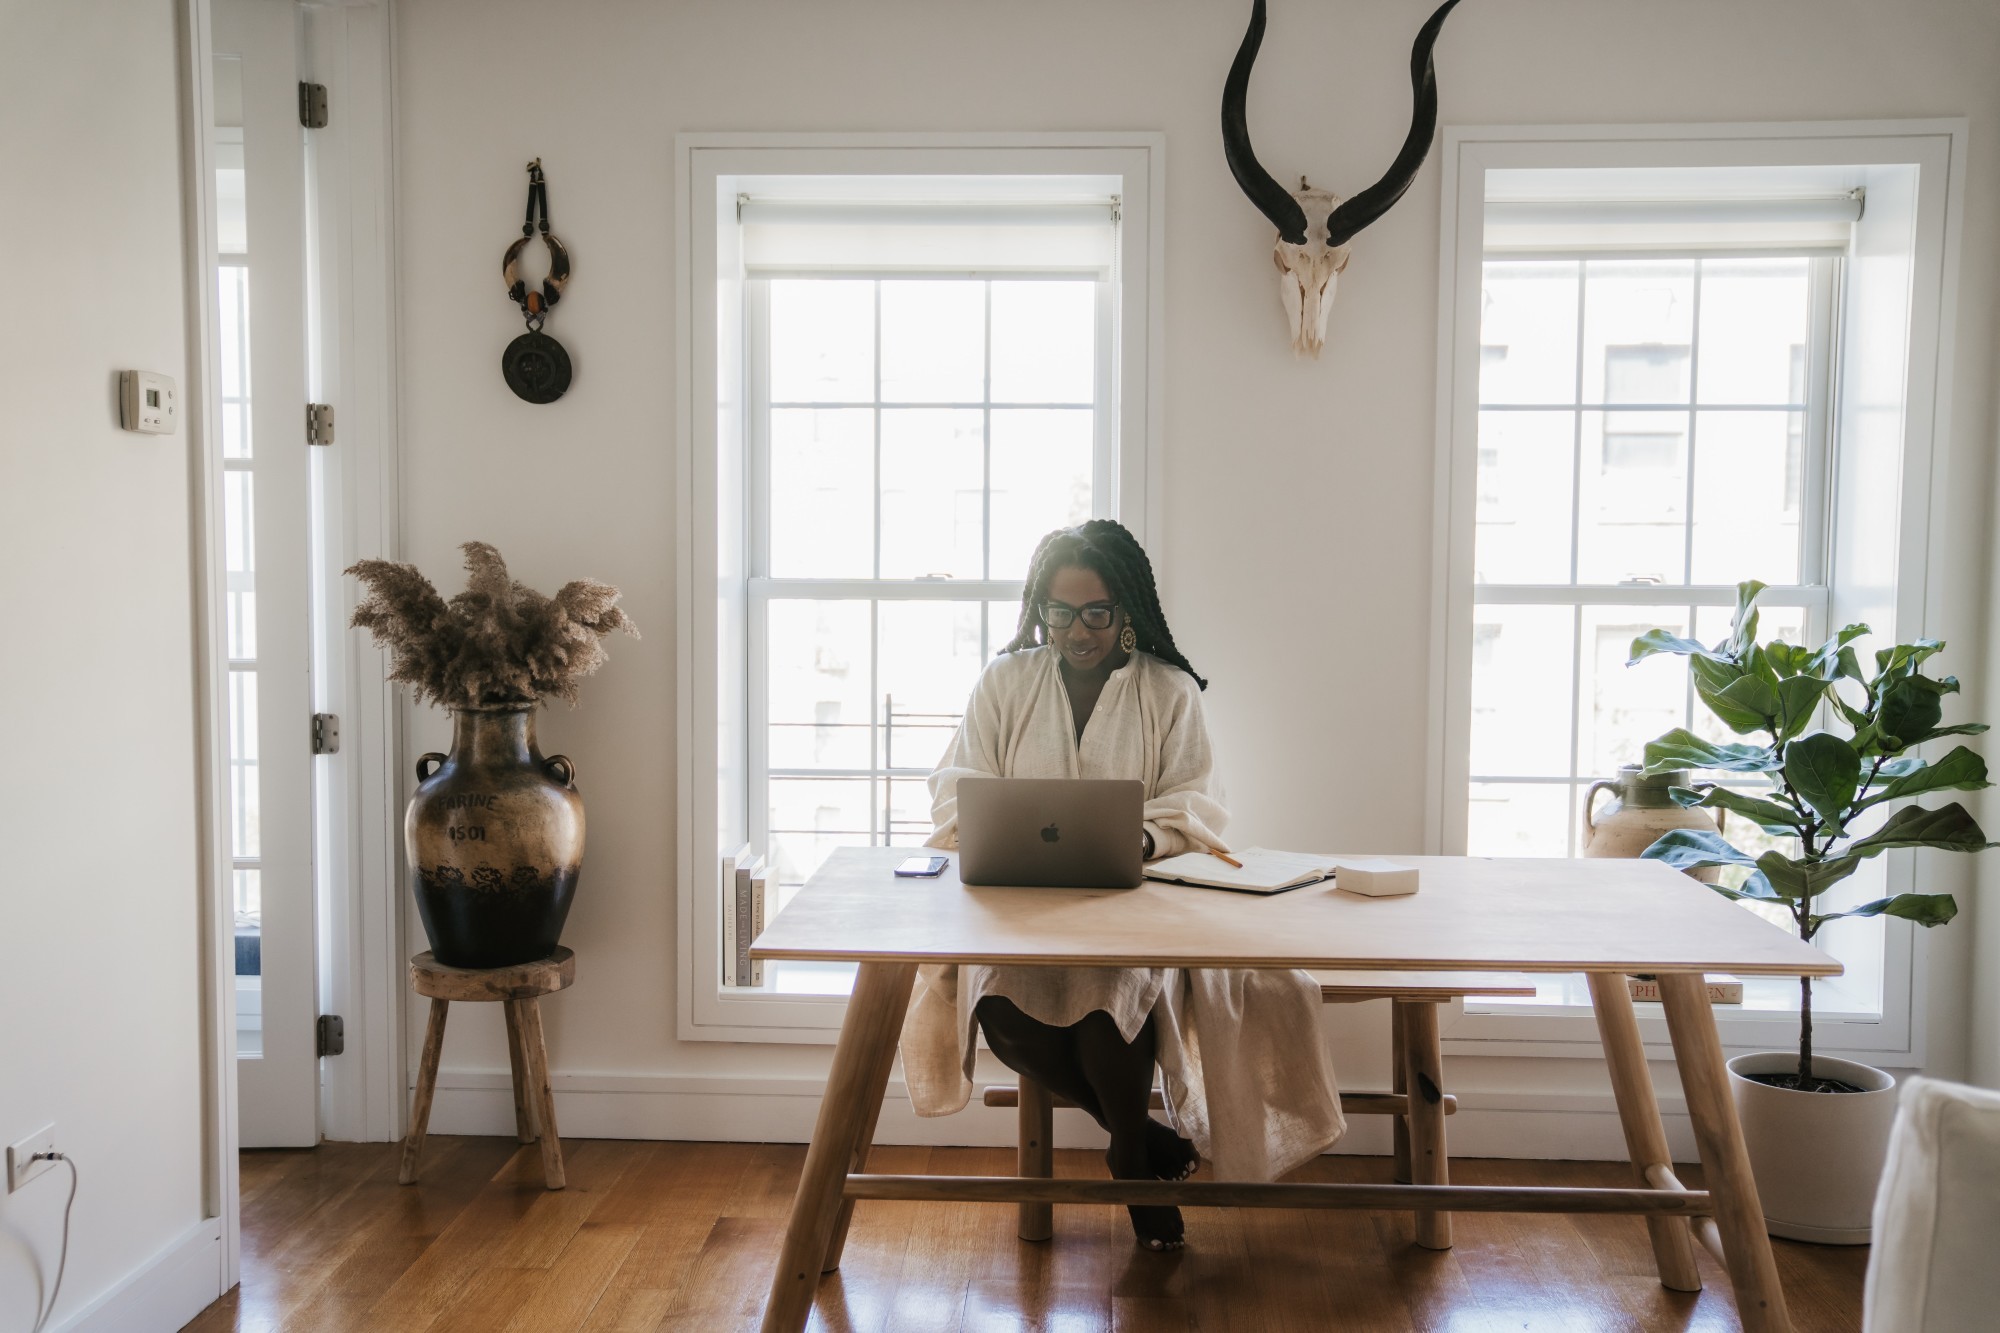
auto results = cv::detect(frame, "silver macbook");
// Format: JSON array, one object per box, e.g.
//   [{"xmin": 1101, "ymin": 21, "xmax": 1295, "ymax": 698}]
[{"xmin": 955, "ymin": 777, "xmax": 1146, "ymax": 888}]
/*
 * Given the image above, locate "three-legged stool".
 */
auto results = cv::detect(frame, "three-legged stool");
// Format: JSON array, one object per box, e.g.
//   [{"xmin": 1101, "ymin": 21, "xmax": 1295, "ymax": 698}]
[{"xmin": 399, "ymin": 945, "xmax": 574, "ymax": 1190}]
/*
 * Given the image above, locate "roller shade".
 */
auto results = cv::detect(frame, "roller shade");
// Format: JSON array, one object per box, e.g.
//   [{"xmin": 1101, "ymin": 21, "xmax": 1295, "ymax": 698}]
[
  {"xmin": 1485, "ymin": 192, "xmax": 1862, "ymax": 253},
  {"xmin": 738, "ymin": 197, "xmax": 1119, "ymax": 275}
]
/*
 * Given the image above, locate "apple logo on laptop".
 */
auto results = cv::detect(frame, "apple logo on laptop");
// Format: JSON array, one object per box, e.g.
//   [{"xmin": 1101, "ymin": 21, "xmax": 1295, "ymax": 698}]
[{"xmin": 1041, "ymin": 824, "xmax": 1060, "ymax": 843}]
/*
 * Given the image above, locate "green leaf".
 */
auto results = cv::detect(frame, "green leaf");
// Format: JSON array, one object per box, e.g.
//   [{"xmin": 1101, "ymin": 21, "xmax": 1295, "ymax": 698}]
[
  {"xmin": 1628, "ymin": 629, "xmax": 1723, "ymax": 666},
  {"xmin": 1641, "ymin": 729, "xmax": 1781, "ymax": 776},
  {"xmin": 1640, "ymin": 827, "xmax": 1756, "ymax": 874},
  {"xmin": 1831, "ymin": 645, "xmax": 1867, "ymax": 685},
  {"xmin": 1904, "ymin": 722, "xmax": 1991, "ymax": 746},
  {"xmin": 1784, "ymin": 733, "xmax": 1862, "ymax": 830},
  {"xmin": 1847, "ymin": 801, "xmax": 1996, "ymax": 856},
  {"xmin": 1809, "ymin": 623, "xmax": 1870, "ymax": 672},
  {"xmin": 1813, "ymin": 893, "xmax": 1959, "ymax": 933},
  {"xmin": 1729, "ymin": 580, "xmax": 1768, "ymax": 657},
  {"xmin": 1878, "ymin": 756, "xmax": 1928, "ymax": 777},
  {"xmin": 1875, "ymin": 639, "xmax": 1945, "ymax": 680},
  {"xmin": 1712, "ymin": 879, "xmax": 1784, "ymax": 904},
  {"xmin": 1774, "ymin": 676, "xmax": 1832, "ymax": 742},
  {"xmin": 1879, "ymin": 676, "xmax": 1948, "ymax": 750},
  {"xmin": 1756, "ymin": 850, "xmax": 1860, "ymax": 901},
  {"xmin": 1862, "ymin": 745, "xmax": 1991, "ymax": 808},
  {"xmin": 1673, "ymin": 784, "xmax": 1808, "ymax": 833},
  {"xmin": 1703, "ymin": 674, "xmax": 1782, "ymax": 735},
  {"xmin": 1763, "ymin": 642, "xmax": 1811, "ymax": 678}
]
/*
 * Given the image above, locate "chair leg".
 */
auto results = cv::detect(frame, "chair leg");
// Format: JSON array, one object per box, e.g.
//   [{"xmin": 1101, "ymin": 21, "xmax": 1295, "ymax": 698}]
[
  {"xmin": 1390, "ymin": 1001, "xmax": 1412, "ymax": 1184},
  {"xmin": 514, "ymin": 998, "xmax": 566, "ymax": 1190},
  {"xmin": 1017, "ymin": 1077, "xmax": 1056, "ymax": 1242},
  {"xmin": 1400, "ymin": 1000, "xmax": 1452, "ymax": 1250},
  {"xmin": 399, "ymin": 997, "xmax": 449, "ymax": 1185},
  {"xmin": 504, "ymin": 998, "xmax": 539, "ymax": 1144}
]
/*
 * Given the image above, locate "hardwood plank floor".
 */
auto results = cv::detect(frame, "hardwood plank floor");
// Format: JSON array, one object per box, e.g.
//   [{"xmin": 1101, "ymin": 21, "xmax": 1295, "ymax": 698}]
[{"xmin": 183, "ymin": 1138, "xmax": 1868, "ymax": 1332}]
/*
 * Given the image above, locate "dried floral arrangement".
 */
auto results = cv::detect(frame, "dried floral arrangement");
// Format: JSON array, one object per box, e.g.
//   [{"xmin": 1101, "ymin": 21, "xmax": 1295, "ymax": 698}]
[{"xmin": 347, "ymin": 541, "xmax": 638, "ymax": 710}]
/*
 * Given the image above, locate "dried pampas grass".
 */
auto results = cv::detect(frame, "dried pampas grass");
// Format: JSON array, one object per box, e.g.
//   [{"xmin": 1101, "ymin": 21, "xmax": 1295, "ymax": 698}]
[{"xmin": 348, "ymin": 542, "xmax": 638, "ymax": 709}]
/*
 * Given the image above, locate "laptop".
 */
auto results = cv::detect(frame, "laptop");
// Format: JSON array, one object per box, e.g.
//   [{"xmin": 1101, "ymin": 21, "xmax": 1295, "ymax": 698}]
[{"xmin": 955, "ymin": 777, "xmax": 1146, "ymax": 888}]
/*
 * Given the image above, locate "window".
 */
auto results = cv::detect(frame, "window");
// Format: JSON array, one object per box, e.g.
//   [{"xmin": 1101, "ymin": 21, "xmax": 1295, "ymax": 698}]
[
  {"xmin": 1434, "ymin": 126, "xmax": 1964, "ymax": 1061},
  {"xmin": 678, "ymin": 136, "xmax": 1161, "ymax": 1040}
]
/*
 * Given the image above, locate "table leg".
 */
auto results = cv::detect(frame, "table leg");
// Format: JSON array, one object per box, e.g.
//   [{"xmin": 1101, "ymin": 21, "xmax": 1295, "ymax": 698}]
[
  {"xmin": 1016, "ymin": 1076, "xmax": 1056, "ymax": 1242},
  {"xmin": 504, "ymin": 998, "xmax": 539, "ymax": 1143},
  {"xmin": 1399, "ymin": 1001, "xmax": 1451, "ymax": 1250},
  {"xmin": 1659, "ymin": 973, "xmax": 1791, "ymax": 1332},
  {"xmin": 761, "ymin": 960, "xmax": 917, "ymax": 1333},
  {"xmin": 515, "ymin": 998, "xmax": 566, "ymax": 1190},
  {"xmin": 1587, "ymin": 972, "xmax": 1702, "ymax": 1293},
  {"xmin": 821, "ymin": 981, "xmax": 914, "ymax": 1274},
  {"xmin": 399, "ymin": 997, "xmax": 449, "ymax": 1185},
  {"xmin": 1390, "ymin": 1001, "xmax": 1411, "ymax": 1184}
]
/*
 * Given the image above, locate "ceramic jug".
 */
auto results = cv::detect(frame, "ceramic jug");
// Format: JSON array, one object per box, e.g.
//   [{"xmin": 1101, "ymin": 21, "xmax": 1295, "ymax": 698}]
[{"xmin": 1582, "ymin": 764, "xmax": 1724, "ymax": 883}]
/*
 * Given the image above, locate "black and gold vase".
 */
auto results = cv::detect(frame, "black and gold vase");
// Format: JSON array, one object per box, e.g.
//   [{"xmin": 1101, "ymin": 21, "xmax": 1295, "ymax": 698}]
[{"xmin": 407, "ymin": 704, "xmax": 584, "ymax": 968}]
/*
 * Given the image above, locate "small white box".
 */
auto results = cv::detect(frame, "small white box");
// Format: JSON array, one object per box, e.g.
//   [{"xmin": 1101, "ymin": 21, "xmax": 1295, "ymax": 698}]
[
  {"xmin": 1333, "ymin": 859, "xmax": 1419, "ymax": 897},
  {"xmin": 119, "ymin": 370, "xmax": 177, "ymax": 435}
]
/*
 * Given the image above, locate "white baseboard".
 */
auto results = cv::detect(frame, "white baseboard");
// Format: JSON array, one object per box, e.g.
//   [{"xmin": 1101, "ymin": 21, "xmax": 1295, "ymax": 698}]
[
  {"xmin": 59, "ymin": 1218, "xmax": 223, "ymax": 1333},
  {"xmin": 422, "ymin": 1068, "xmax": 1701, "ymax": 1162}
]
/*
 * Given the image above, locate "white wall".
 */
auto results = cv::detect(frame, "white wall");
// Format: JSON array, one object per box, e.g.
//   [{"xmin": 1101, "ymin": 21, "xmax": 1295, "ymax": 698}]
[
  {"xmin": 392, "ymin": 0, "xmax": 2000, "ymax": 1140},
  {"xmin": 0, "ymin": 2, "xmax": 217, "ymax": 1328}
]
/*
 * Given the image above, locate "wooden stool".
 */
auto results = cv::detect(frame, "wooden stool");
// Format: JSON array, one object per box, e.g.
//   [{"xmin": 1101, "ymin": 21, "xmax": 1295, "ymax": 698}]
[
  {"xmin": 984, "ymin": 970, "xmax": 1536, "ymax": 1249},
  {"xmin": 399, "ymin": 946, "xmax": 575, "ymax": 1190}
]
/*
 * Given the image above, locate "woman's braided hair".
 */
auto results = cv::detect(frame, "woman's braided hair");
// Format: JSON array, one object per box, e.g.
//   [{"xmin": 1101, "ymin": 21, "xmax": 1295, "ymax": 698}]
[{"xmin": 1000, "ymin": 519, "xmax": 1207, "ymax": 690}]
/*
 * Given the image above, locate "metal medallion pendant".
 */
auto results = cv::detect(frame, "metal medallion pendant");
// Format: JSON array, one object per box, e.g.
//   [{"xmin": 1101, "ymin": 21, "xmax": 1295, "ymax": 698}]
[{"xmin": 502, "ymin": 330, "xmax": 572, "ymax": 404}]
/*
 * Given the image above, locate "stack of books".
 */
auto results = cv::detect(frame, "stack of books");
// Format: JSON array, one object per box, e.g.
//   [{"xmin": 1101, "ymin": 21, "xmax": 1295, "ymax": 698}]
[{"xmin": 722, "ymin": 844, "xmax": 769, "ymax": 988}]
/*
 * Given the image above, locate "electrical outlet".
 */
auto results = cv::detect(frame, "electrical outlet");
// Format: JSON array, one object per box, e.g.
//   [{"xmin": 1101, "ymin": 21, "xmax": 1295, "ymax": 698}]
[{"xmin": 6, "ymin": 1124, "xmax": 57, "ymax": 1193}]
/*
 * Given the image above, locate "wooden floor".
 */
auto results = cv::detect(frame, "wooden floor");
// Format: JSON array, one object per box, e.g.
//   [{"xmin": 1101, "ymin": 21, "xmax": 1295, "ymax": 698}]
[{"xmin": 184, "ymin": 1136, "xmax": 1868, "ymax": 1332}]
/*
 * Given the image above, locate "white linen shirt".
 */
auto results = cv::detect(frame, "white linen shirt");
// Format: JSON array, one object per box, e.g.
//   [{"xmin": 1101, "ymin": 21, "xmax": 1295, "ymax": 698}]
[{"xmin": 899, "ymin": 645, "xmax": 1347, "ymax": 1181}]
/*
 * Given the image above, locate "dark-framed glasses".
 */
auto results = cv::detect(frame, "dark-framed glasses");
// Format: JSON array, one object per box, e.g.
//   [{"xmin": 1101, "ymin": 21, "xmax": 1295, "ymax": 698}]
[{"xmin": 1041, "ymin": 601, "xmax": 1118, "ymax": 631}]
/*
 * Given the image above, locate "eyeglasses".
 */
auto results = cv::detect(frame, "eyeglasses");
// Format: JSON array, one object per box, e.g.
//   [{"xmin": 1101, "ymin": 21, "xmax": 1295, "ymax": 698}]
[{"xmin": 1040, "ymin": 601, "xmax": 1118, "ymax": 631}]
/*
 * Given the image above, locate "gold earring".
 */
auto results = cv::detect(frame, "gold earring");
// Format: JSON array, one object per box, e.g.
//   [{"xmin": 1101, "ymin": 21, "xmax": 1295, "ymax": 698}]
[{"xmin": 1119, "ymin": 623, "xmax": 1137, "ymax": 653}]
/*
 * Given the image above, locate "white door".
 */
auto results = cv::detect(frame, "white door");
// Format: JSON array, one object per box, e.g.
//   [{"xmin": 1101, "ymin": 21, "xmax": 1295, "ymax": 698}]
[{"xmin": 213, "ymin": 0, "xmax": 320, "ymax": 1148}]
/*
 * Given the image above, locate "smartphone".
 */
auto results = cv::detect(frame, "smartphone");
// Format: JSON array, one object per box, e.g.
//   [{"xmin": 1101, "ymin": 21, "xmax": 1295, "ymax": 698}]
[{"xmin": 895, "ymin": 855, "xmax": 950, "ymax": 878}]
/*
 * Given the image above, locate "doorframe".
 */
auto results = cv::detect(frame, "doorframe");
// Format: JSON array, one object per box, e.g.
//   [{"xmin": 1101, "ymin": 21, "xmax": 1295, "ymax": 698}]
[{"xmin": 179, "ymin": 0, "xmax": 408, "ymax": 1287}]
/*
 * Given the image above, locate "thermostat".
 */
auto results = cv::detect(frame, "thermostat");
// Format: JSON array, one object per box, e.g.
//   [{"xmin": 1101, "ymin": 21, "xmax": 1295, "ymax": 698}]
[{"xmin": 119, "ymin": 370, "xmax": 178, "ymax": 435}]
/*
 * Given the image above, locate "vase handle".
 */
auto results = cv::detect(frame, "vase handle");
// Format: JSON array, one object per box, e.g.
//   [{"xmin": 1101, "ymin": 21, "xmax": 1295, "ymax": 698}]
[
  {"xmin": 544, "ymin": 754, "xmax": 576, "ymax": 788},
  {"xmin": 1583, "ymin": 780, "xmax": 1616, "ymax": 835},
  {"xmin": 416, "ymin": 752, "xmax": 446, "ymax": 783}
]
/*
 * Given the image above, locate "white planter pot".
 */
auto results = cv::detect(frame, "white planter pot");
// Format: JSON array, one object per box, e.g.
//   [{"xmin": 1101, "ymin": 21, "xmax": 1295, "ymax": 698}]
[{"xmin": 1727, "ymin": 1051, "xmax": 1899, "ymax": 1244}]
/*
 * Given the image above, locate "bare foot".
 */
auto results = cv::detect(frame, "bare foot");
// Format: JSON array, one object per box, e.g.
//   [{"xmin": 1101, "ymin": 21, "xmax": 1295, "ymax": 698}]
[{"xmin": 1144, "ymin": 1119, "xmax": 1198, "ymax": 1182}]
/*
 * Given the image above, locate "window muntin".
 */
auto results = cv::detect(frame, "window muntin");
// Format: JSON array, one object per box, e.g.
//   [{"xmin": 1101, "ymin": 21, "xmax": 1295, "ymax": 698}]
[{"xmin": 749, "ymin": 273, "xmax": 1105, "ymax": 994}]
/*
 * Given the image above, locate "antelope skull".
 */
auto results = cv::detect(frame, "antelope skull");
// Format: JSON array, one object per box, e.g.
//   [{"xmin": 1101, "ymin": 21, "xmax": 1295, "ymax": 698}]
[{"xmin": 1222, "ymin": 0, "xmax": 1464, "ymax": 356}]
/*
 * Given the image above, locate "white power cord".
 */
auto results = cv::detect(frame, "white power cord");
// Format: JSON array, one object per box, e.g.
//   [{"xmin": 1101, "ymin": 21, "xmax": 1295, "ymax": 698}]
[{"xmin": 29, "ymin": 1152, "xmax": 78, "ymax": 1333}]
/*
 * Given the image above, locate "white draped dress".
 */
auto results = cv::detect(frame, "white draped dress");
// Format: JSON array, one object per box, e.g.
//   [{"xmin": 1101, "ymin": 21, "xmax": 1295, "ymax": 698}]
[{"xmin": 898, "ymin": 645, "xmax": 1347, "ymax": 1181}]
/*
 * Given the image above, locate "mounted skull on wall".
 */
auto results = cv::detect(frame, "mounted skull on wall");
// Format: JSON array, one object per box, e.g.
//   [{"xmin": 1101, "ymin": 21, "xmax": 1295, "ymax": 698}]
[{"xmin": 1222, "ymin": 0, "xmax": 1464, "ymax": 356}]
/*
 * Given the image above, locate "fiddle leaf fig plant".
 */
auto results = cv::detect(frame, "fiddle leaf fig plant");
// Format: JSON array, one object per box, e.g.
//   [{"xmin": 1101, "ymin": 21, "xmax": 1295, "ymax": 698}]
[{"xmin": 1628, "ymin": 581, "xmax": 1994, "ymax": 1091}]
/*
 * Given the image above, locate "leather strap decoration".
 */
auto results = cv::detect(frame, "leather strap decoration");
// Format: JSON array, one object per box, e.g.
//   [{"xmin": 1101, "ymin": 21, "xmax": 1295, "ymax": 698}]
[{"xmin": 500, "ymin": 158, "xmax": 574, "ymax": 403}]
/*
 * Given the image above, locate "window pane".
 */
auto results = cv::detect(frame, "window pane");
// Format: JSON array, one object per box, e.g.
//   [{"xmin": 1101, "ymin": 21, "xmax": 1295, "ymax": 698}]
[
  {"xmin": 988, "ymin": 600, "xmax": 1026, "ymax": 654},
  {"xmin": 769, "ymin": 280, "xmax": 873, "ymax": 403},
  {"xmin": 217, "ymin": 265, "xmax": 253, "ymax": 459},
  {"xmin": 1579, "ymin": 604, "xmax": 1688, "ymax": 780},
  {"xmin": 229, "ymin": 668, "xmax": 260, "ymax": 859},
  {"xmin": 880, "ymin": 281, "xmax": 984, "ymax": 403},
  {"xmin": 990, "ymin": 281, "xmax": 1093, "ymax": 403},
  {"xmin": 989, "ymin": 409, "xmax": 1092, "ymax": 580},
  {"xmin": 878, "ymin": 601, "xmax": 983, "ymax": 776},
  {"xmin": 766, "ymin": 600, "xmax": 871, "ymax": 769},
  {"xmin": 1690, "ymin": 411, "xmax": 1804, "ymax": 585},
  {"xmin": 1474, "ymin": 410, "xmax": 1574, "ymax": 584},
  {"xmin": 1577, "ymin": 410, "xmax": 1687, "ymax": 584},
  {"xmin": 1697, "ymin": 258, "xmax": 1810, "ymax": 406},
  {"xmin": 1466, "ymin": 782, "xmax": 1572, "ymax": 857},
  {"xmin": 1581, "ymin": 260, "xmax": 1695, "ymax": 404},
  {"xmin": 768, "ymin": 408, "xmax": 873, "ymax": 578},
  {"xmin": 769, "ymin": 776, "xmax": 873, "ymax": 840},
  {"xmin": 1469, "ymin": 604, "xmax": 1574, "ymax": 778},
  {"xmin": 1479, "ymin": 261, "xmax": 1578, "ymax": 404},
  {"xmin": 878, "ymin": 409, "xmax": 983, "ymax": 580}
]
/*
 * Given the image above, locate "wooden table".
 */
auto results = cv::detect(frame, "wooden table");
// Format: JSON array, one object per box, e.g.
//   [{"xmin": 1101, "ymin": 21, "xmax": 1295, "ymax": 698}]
[{"xmin": 750, "ymin": 848, "xmax": 1839, "ymax": 1333}]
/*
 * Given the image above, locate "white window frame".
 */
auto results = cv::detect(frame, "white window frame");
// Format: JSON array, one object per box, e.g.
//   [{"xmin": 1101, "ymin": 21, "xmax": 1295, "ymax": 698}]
[
  {"xmin": 676, "ymin": 133, "xmax": 1165, "ymax": 1042},
  {"xmin": 1428, "ymin": 121, "xmax": 1968, "ymax": 1063}
]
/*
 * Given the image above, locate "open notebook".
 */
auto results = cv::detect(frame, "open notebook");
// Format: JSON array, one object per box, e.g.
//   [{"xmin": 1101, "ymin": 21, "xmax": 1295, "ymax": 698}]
[{"xmin": 1144, "ymin": 847, "xmax": 1339, "ymax": 895}]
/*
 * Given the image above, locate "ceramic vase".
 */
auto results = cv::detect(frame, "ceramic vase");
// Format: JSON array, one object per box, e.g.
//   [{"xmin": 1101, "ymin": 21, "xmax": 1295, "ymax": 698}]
[
  {"xmin": 407, "ymin": 704, "xmax": 585, "ymax": 969},
  {"xmin": 1728, "ymin": 1051, "xmax": 1899, "ymax": 1243},
  {"xmin": 1582, "ymin": 765, "xmax": 1724, "ymax": 882}
]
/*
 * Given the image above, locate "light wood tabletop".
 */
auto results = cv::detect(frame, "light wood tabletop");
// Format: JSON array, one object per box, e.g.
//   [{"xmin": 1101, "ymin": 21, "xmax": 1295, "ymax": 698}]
[
  {"xmin": 750, "ymin": 845, "xmax": 1832, "ymax": 1333},
  {"xmin": 751, "ymin": 846, "xmax": 1842, "ymax": 978}
]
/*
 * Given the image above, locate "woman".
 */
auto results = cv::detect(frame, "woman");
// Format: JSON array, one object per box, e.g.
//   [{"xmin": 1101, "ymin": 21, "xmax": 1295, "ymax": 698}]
[{"xmin": 900, "ymin": 520, "xmax": 1345, "ymax": 1251}]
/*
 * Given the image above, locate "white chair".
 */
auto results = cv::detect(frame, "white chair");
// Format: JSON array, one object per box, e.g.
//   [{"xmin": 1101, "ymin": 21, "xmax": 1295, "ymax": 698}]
[{"xmin": 1863, "ymin": 1074, "xmax": 2000, "ymax": 1331}]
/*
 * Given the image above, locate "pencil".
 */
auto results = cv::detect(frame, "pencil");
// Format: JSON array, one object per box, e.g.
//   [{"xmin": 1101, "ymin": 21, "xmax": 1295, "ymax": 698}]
[{"xmin": 1209, "ymin": 849, "xmax": 1244, "ymax": 869}]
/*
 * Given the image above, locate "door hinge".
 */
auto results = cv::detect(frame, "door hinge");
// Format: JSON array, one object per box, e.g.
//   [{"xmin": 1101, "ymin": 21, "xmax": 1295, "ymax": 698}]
[
  {"xmin": 307, "ymin": 403, "xmax": 335, "ymax": 446},
  {"xmin": 299, "ymin": 81, "xmax": 329, "ymax": 129},
  {"xmin": 312, "ymin": 712, "xmax": 340, "ymax": 754},
  {"xmin": 316, "ymin": 1014, "xmax": 345, "ymax": 1058}
]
